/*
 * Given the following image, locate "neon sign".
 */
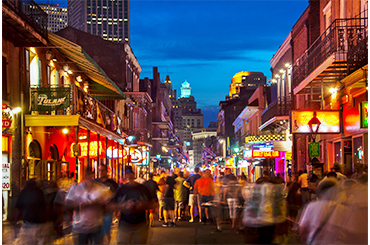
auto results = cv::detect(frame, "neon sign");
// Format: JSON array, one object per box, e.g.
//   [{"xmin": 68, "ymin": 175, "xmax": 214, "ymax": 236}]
[
  {"xmin": 291, "ymin": 110, "xmax": 340, "ymax": 133},
  {"xmin": 70, "ymin": 141, "xmax": 104, "ymax": 158},
  {"xmin": 360, "ymin": 101, "xmax": 368, "ymax": 128},
  {"xmin": 252, "ymin": 151, "xmax": 280, "ymax": 158}
]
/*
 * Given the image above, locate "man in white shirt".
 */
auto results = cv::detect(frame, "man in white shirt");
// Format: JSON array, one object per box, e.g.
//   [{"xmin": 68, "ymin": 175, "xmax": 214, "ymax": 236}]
[{"xmin": 332, "ymin": 162, "xmax": 347, "ymax": 182}]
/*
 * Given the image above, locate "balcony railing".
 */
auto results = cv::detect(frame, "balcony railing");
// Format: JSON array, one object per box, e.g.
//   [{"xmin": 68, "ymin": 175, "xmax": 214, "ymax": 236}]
[
  {"xmin": 30, "ymin": 84, "xmax": 123, "ymax": 136},
  {"xmin": 347, "ymin": 21, "xmax": 368, "ymax": 74},
  {"xmin": 261, "ymin": 96, "xmax": 292, "ymax": 125},
  {"xmin": 293, "ymin": 13, "xmax": 368, "ymax": 89},
  {"xmin": 3, "ymin": 0, "xmax": 48, "ymax": 38}
]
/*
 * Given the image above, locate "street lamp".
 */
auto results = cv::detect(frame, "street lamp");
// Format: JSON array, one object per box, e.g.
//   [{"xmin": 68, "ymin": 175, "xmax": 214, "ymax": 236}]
[{"xmin": 308, "ymin": 111, "xmax": 321, "ymax": 142}]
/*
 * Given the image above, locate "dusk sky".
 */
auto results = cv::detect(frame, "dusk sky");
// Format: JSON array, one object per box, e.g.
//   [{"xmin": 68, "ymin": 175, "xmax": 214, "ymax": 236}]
[{"xmin": 41, "ymin": 0, "xmax": 309, "ymax": 123}]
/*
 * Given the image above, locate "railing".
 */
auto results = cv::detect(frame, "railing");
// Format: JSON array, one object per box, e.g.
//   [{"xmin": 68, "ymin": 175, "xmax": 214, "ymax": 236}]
[
  {"xmin": 347, "ymin": 21, "xmax": 368, "ymax": 74},
  {"xmin": 261, "ymin": 96, "xmax": 292, "ymax": 125},
  {"xmin": 3, "ymin": 0, "xmax": 48, "ymax": 38},
  {"xmin": 293, "ymin": 14, "xmax": 368, "ymax": 89},
  {"xmin": 30, "ymin": 84, "xmax": 123, "ymax": 136}
]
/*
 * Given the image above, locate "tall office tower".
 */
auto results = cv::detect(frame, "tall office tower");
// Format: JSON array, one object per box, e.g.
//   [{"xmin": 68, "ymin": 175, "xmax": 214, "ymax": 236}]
[
  {"xmin": 227, "ymin": 71, "xmax": 266, "ymax": 100},
  {"xmin": 164, "ymin": 75, "xmax": 176, "ymax": 102},
  {"xmin": 23, "ymin": 3, "xmax": 68, "ymax": 33},
  {"xmin": 68, "ymin": 0, "xmax": 130, "ymax": 44},
  {"xmin": 180, "ymin": 80, "xmax": 191, "ymax": 98},
  {"xmin": 36, "ymin": 4, "xmax": 68, "ymax": 33}
]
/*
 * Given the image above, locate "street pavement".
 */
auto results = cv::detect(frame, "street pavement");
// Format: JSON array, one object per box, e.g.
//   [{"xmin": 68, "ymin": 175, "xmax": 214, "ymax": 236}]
[{"xmin": 3, "ymin": 217, "xmax": 301, "ymax": 244}]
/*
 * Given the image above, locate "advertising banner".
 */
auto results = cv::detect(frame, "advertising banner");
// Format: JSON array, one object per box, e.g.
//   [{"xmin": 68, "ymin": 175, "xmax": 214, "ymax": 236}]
[
  {"xmin": 360, "ymin": 101, "xmax": 368, "ymax": 128},
  {"xmin": 309, "ymin": 142, "xmax": 320, "ymax": 157},
  {"xmin": 252, "ymin": 144, "xmax": 280, "ymax": 158},
  {"xmin": 291, "ymin": 110, "xmax": 340, "ymax": 134},
  {"xmin": 31, "ymin": 87, "xmax": 71, "ymax": 111},
  {"xmin": 2, "ymin": 162, "xmax": 10, "ymax": 190}
]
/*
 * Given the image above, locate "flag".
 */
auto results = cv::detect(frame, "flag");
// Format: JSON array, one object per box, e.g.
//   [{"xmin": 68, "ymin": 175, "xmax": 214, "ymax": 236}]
[{"xmin": 96, "ymin": 102, "xmax": 105, "ymax": 128}]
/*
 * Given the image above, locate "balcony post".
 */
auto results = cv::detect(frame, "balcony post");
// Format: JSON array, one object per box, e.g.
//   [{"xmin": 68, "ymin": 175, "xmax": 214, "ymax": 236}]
[{"xmin": 75, "ymin": 126, "xmax": 79, "ymax": 182}]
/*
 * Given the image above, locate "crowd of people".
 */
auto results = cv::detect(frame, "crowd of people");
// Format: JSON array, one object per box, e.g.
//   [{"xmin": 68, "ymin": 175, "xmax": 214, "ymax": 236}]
[{"xmin": 8, "ymin": 162, "xmax": 368, "ymax": 245}]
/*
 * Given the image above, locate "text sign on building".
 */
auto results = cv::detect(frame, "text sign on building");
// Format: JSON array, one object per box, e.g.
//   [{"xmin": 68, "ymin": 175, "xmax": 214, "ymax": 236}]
[
  {"xmin": 360, "ymin": 101, "xmax": 368, "ymax": 128},
  {"xmin": 2, "ymin": 163, "xmax": 10, "ymax": 190},
  {"xmin": 31, "ymin": 87, "xmax": 70, "ymax": 112},
  {"xmin": 291, "ymin": 110, "xmax": 340, "ymax": 134},
  {"xmin": 252, "ymin": 144, "xmax": 280, "ymax": 158},
  {"xmin": 309, "ymin": 142, "xmax": 320, "ymax": 157}
]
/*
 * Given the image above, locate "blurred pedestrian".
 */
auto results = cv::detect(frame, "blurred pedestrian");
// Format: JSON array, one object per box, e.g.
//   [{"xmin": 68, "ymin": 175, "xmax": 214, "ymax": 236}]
[
  {"xmin": 222, "ymin": 168, "xmax": 239, "ymax": 228},
  {"xmin": 143, "ymin": 173, "xmax": 159, "ymax": 227},
  {"xmin": 351, "ymin": 163, "xmax": 367, "ymax": 181},
  {"xmin": 331, "ymin": 162, "xmax": 347, "ymax": 181},
  {"xmin": 65, "ymin": 170, "xmax": 113, "ymax": 244},
  {"xmin": 183, "ymin": 167, "xmax": 202, "ymax": 222},
  {"xmin": 286, "ymin": 173, "xmax": 301, "ymax": 221},
  {"xmin": 256, "ymin": 170, "xmax": 270, "ymax": 183},
  {"xmin": 13, "ymin": 179, "xmax": 53, "ymax": 245},
  {"xmin": 97, "ymin": 164, "xmax": 118, "ymax": 244},
  {"xmin": 135, "ymin": 171, "xmax": 146, "ymax": 184},
  {"xmin": 112, "ymin": 168, "xmax": 156, "ymax": 244}
]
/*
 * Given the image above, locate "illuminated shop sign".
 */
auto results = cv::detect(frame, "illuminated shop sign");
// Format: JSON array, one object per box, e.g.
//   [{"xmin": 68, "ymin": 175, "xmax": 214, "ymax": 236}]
[
  {"xmin": 2, "ymin": 104, "xmax": 12, "ymax": 129},
  {"xmin": 252, "ymin": 144, "xmax": 280, "ymax": 158},
  {"xmin": 360, "ymin": 101, "xmax": 368, "ymax": 128},
  {"xmin": 291, "ymin": 110, "xmax": 340, "ymax": 134},
  {"xmin": 252, "ymin": 150, "xmax": 280, "ymax": 158},
  {"xmin": 70, "ymin": 141, "xmax": 104, "ymax": 158},
  {"xmin": 31, "ymin": 87, "xmax": 70, "ymax": 111}
]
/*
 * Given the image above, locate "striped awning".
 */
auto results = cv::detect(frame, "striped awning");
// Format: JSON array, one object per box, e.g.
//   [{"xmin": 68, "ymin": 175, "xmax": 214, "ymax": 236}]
[{"xmin": 48, "ymin": 33, "xmax": 125, "ymax": 100}]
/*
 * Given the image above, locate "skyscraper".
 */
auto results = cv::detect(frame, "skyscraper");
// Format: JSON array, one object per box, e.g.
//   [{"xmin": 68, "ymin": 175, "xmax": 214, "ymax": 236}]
[
  {"xmin": 68, "ymin": 0, "xmax": 130, "ymax": 44},
  {"xmin": 32, "ymin": 3, "xmax": 68, "ymax": 33},
  {"xmin": 180, "ymin": 80, "xmax": 191, "ymax": 98}
]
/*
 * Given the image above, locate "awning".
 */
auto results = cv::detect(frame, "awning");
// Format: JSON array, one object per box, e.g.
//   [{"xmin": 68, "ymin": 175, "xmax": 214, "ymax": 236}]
[
  {"xmin": 25, "ymin": 115, "xmax": 125, "ymax": 142},
  {"xmin": 48, "ymin": 33, "xmax": 125, "ymax": 100}
]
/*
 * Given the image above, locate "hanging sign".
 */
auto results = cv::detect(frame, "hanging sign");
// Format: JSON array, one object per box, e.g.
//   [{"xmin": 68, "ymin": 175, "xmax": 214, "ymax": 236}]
[
  {"xmin": 2, "ymin": 104, "xmax": 12, "ymax": 128},
  {"xmin": 252, "ymin": 144, "xmax": 280, "ymax": 158},
  {"xmin": 309, "ymin": 142, "xmax": 320, "ymax": 157},
  {"xmin": 360, "ymin": 101, "xmax": 368, "ymax": 128},
  {"xmin": 31, "ymin": 87, "xmax": 71, "ymax": 111},
  {"xmin": 2, "ymin": 162, "xmax": 10, "ymax": 190},
  {"xmin": 291, "ymin": 110, "xmax": 340, "ymax": 133}
]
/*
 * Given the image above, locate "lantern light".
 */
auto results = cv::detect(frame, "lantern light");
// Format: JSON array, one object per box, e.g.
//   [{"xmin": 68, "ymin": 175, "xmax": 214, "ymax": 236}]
[
  {"xmin": 308, "ymin": 111, "xmax": 321, "ymax": 142},
  {"xmin": 62, "ymin": 128, "xmax": 69, "ymax": 134}
]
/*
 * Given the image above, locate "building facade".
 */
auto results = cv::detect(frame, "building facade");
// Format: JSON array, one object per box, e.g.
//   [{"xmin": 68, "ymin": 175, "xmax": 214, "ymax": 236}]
[
  {"xmin": 68, "ymin": 0, "xmax": 130, "ymax": 44},
  {"xmin": 291, "ymin": 0, "xmax": 368, "ymax": 176},
  {"xmin": 37, "ymin": 3, "xmax": 68, "ymax": 33},
  {"xmin": 228, "ymin": 71, "xmax": 266, "ymax": 100}
]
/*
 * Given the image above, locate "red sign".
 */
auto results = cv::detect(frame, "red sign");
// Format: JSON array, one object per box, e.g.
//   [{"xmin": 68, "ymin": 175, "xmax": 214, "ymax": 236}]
[
  {"xmin": 2, "ymin": 104, "xmax": 7, "ymax": 110},
  {"xmin": 2, "ymin": 120, "xmax": 11, "ymax": 128},
  {"xmin": 252, "ymin": 150, "xmax": 280, "ymax": 158}
]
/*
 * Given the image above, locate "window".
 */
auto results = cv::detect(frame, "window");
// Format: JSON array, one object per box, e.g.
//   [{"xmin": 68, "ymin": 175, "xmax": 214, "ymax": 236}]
[{"xmin": 323, "ymin": 1, "xmax": 332, "ymax": 32}]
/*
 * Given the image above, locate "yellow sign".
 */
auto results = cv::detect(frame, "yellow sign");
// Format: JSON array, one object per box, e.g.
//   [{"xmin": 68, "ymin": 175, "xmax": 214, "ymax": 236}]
[{"xmin": 285, "ymin": 152, "xmax": 292, "ymax": 161}]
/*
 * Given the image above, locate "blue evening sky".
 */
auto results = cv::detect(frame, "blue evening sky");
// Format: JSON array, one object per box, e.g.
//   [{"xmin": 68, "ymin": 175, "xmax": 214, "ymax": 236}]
[{"xmin": 41, "ymin": 0, "xmax": 308, "ymax": 108}]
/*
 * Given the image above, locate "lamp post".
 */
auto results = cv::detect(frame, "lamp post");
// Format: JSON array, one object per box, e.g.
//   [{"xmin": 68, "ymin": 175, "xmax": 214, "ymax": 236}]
[{"xmin": 308, "ymin": 111, "xmax": 321, "ymax": 142}]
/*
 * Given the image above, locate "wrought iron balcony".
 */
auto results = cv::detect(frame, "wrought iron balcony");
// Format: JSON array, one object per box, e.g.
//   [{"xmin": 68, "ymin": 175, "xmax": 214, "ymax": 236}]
[
  {"xmin": 30, "ymin": 84, "xmax": 123, "ymax": 136},
  {"xmin": 293, "ymin": 13, "xmax": 368, "ymax": 89},
  {"xmin": 261, "ymin": 96, "xmax": 292, "ymax": 125},
  {"xmin": 3, "ymin": 0, "xmax": 48, "ymax": 38}
]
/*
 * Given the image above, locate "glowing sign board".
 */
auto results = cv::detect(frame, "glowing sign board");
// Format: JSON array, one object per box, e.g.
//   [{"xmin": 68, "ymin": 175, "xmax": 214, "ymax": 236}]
[
  {"xmin": 360, "ymin": 101, "xmax": 368, "ymax": 128},
  {"xmin": 252, "ymin": 150, "xmax": 280, "ymax": 158},
  {"xmin": 291, "ymin": 110, "xmax": 340, "ymax": 134},
  {"xmin": 70, "ymin": 141, "xmax": 104, "ymax": 158}
]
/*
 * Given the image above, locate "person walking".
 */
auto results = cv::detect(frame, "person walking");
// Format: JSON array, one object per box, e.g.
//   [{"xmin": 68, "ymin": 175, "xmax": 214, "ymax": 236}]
[
  {"xmin": 194, "ymin": 169, "xmax": 215, "ymax": 224},
  {"xmin": 162, "ymin": 172, "xmax": 177, "ymax": 227},
  {"xmin": 111, "ymin": 168, "xmax": 156, "ymax": 244},
  {"xmin": 65, "ymin": 170, "xmax": 113, "ymax": 244},
  {"xmin": 332, "ymin": 162, "xmax": 348, "ymax": 181},
  {"xmin": 97, "ymin": 164, "xmax": 118, "ymax": 244},
  {"xmin": 298, "ymin": 169, "xmax": 310, "ymax": 205},
  {"xmin": 222, "ymin": 168, "xmax": 239, "ymax": 229},
  {"xmin": 183, "ymin": 167, "xmax": 202, "ymax": 222},
  {"xmin": 13, "ymin": 179, "xmax": 53, "ymax": 245},
  {"xmin": 143, "ymin": 173, "xmax": 159, "ymax": 227},
  {"xmin": 156, "ymin": 170, "xmax": 167, "ymax": 222},
  {"xmin": 174, "ymin": 171, "xmax": 187, "ymax": 221}
]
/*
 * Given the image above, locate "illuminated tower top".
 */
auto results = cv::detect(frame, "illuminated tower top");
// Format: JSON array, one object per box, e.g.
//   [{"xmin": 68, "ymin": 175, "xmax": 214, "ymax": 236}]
[{"xmin": 180, "ymin": 80, "xmax": 191, "ymax": 98}]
